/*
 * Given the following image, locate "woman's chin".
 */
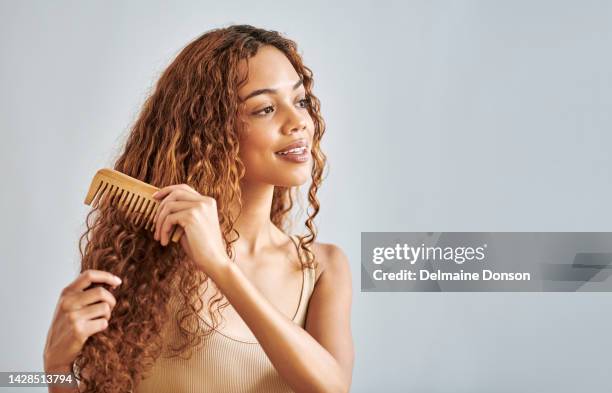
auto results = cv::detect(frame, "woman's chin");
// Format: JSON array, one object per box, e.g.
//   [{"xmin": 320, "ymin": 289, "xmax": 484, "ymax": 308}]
[
  {"xmin": 277, "ymin": 178, "xmax": 310, "ymax": 188},
  {"xmin": 274, "ymin": 172, "xmax": 311, "ymax": 188}
]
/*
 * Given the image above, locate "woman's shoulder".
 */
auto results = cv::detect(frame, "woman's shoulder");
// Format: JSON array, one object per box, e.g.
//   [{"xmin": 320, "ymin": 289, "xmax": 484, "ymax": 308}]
[{"xmin": 310, "ymin": 241, "xmax": 350, "ymax": 284}]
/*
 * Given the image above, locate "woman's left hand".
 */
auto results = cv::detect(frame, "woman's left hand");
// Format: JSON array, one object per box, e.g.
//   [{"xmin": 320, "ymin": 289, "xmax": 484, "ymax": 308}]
[{"xmin": 152, "ymin": 184, "xmax": 229, "ymax": 277}]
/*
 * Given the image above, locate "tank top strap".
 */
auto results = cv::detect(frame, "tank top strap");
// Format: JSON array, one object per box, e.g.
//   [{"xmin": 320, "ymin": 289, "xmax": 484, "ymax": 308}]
[{"xmin": 289, "ymin": 234, "xmax": 316, "ymax": 327}]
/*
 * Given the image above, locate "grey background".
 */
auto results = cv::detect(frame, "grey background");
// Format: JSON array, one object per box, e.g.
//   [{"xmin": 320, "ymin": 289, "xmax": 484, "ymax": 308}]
[{"xmin": 1, "ymin": 0, "xmax": 611, "ymax": 392}]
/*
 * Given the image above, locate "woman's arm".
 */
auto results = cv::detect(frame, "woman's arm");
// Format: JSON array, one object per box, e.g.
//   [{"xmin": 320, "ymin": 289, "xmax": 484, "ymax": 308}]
[{"xmin": 209, "ymin": 243, "xmax": 354, "ymax": 393}]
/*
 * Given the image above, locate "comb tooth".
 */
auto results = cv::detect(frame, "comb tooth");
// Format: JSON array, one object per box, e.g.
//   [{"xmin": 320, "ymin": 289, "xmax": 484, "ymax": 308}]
[
  {"xmin": 143, "ymin": 198, "xmax": 157, "ymax": 229},
  {"xmin": 118, "ymin": 192, "xmax": 136, "ymax": 225},
  {"xmin": 145, "ymin": 202, "xmax": 160, "ymax": 231},
  {"xmin": 108, "ymin": 186, "xmax": 120, "ymax": 206},
  {"xmin": 103, "ymin": 185, "xmax": 118, "ymax": 208},
  {"xmin": 112, "ymin": 188, "xmax": 125, "ymax": 207},
  {"xmin": 98, "ymin": 183, "xmax": 114, "ymax": 208},
  {"xmin": 121, "ymin": 192, "xmax": 135, "ymax": 213},
  {"xmin": 125, "ymin": 195, "xmax": 140, "ymax": 224},
  {"xmin": 129, "ymin": 195, "xmax": 145, "ymax": 223},
  {"xmin": 120, "ymin": 190, "xmax": 132, "ymax": 209},
  {"xmin": 123, "ymin": 193, "xmax": 135, "ymax": 215},
  {"xmin": 118, "ymin": 189, "xmax": 132, "ymax": 211},
  {"xmin": 140, "ymin": 199, "xmax": 153, "ymax": 227},
  {"xmin": 85, "ymin": 179, "xmax": 104, "ymax": 206},
  {"xmin": 136, "ymin": 198, "xmax": 154, "ymax": 226},
  {"xmin": 143, "ymin": 202, "xmax": 154, "ymax": 231},
  {"xmin": 140, "ymin": 198, "xmax": 153, "ymax": 225},
  {"xmin": 133, "ymin": 199, "xmax": 148, "ymax": 226},
  {"xmin": 135, "ymin": 197, "xmax": 149, "ymax": 225},
  {"xmin": 109, "ymin": 185, "xmax": 120, "ymax": 207},
  {"xmin": 126, "ymin": 194, "xmax": 140, "ymax": 215},
  {"xmin": 91, "ymin": 181, "xmax": 109, "ymax": 208}
]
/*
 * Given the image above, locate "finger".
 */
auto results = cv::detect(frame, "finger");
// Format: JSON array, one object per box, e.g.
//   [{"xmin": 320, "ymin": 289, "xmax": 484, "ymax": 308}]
[
  {"xmin": 160, "ymin": 208, "xmax": 193, "ymax": 246},
  {"xmin": 153, "ymin": 189, "xmax": 203, "ymax": 228},
  {"xmin": 69, "ymin": 270, "xmax": 122, "ymax": 292},
  {"xmin": 152, "ymin": 185, "xmax": 179, "ymax": 200},
  {"xmin": 77, "ymin": 302, "xmax": 113, "ymax": 321},
  {"xmin": 158, "ymin": 202, "xmax": 199, "ymax": 245},
  {"xmin": 155, "ymin": 199, "xmax": 199, "ymax": 241},
  {"xmin": 76, "ymin": 286, "xmax": 117, "ymax": 310},
  {"xmin": 81, "ymin": 318, "xmax": 109, "ymax": 337},
  {"xmin": 153, "ymin": 190, "xmax": 184, "ymax": 239},
  {"xmin": 152, "ymin": 184, "xmax": 199, "ymax": 201}
]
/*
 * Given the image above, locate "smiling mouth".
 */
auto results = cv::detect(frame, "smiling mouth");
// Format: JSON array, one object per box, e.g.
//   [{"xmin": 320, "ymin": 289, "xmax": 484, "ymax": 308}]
[{"xmin": 275, "ymin": 146, "xmax": 308, "ymax": 156}]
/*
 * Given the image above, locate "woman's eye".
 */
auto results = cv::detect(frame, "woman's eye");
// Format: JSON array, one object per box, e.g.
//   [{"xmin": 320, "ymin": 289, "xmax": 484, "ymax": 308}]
[
  {"xmin": 259, "ymin": 106, "xmax": 274, "ymax": 115},
  {"xmin": 298, "ymin": 98, "xmax": 311, "ymax": 108},
  {"xmin": 254, "ymin": 98, "xmax": 310, "ymax": 116},
  {"xmin": 252, "ymin": 106, "xmax": 273, "ymax": 116}
]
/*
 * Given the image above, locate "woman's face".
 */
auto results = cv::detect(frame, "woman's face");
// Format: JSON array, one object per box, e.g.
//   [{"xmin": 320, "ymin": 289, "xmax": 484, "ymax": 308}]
[{"xmin": 237, "ymin": 45, "xmax": 315, "ymax": 188}]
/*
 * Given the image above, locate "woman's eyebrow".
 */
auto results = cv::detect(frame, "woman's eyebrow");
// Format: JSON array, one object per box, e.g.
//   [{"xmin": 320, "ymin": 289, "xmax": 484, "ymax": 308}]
[{"xmin": 241, "ymin": 79, "xmax": 303, "ymax": 102}]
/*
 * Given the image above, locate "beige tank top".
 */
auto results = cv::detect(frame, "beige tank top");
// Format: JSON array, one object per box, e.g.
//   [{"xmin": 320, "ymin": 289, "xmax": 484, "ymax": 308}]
[{"xmin": 134, "ymin": 235, "xmax": 316, "ymax": 393}]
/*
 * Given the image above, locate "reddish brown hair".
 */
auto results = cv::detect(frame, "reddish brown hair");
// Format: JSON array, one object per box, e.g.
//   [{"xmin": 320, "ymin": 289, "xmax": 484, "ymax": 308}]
[{"xmin": 73, "ymin": 24, "xmax": 326, "ymax": 392}]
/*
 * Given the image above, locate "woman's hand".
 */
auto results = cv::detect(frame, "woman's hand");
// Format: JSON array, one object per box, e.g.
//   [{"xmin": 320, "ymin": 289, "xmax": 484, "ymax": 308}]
[
  {"xmin": 43, "ymin": 270, "xmax": 121, "ymax": 372},
  {"xmin": 152, "ymin": 184, "xmax": 230, "ymax": 277}
]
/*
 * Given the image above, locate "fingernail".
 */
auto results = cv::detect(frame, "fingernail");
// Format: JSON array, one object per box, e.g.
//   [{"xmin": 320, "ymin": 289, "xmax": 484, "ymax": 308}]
[
  {"xmin": 114, "ymin": 276, "xmax": 122, "ymax": 284},
  {"xmin": 152, "ymin": 191, "xmax": 159, "ymax": 198}
]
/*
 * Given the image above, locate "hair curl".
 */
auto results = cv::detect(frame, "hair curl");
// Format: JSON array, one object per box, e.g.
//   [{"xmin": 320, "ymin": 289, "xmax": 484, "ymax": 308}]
[{"xmin": 72, "ymin": 24, "xmax": 327, "ymax": 392}]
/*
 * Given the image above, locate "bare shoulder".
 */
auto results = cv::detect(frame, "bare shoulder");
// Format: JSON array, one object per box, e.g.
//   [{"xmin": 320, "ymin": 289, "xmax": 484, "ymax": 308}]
[{"xmin": 311, "ymin": 241, "xmax": 351, "ymax": 285}]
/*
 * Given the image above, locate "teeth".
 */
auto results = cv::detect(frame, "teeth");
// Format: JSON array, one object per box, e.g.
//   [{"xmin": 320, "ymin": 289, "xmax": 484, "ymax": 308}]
[{"xmin": 277, "ymin": 146, "xmax": 306, "ymax": 155}]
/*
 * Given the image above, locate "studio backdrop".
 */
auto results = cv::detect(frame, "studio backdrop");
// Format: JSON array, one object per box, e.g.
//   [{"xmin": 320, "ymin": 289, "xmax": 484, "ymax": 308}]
[{"xmin": 1, "ymin": 1, "xmax": 612, "ymax": 392}]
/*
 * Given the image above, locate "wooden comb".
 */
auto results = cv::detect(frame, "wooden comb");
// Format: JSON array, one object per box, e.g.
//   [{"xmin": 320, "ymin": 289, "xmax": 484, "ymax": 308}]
[{"xmin": 84, "ymin": 168, "xmax": 184, "ymax": 243}]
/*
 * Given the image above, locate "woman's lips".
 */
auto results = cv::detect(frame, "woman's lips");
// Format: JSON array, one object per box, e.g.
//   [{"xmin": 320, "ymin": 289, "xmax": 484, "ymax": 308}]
[{"xmin": 275, "ymin": 146, "xmax": 310, "ymax": 163}]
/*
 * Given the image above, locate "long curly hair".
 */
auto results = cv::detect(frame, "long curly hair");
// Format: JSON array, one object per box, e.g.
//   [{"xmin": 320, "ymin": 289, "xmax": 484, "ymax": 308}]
[{"xmin": 72, "ymin": 24, "xmax": 327, "ymax": 392}]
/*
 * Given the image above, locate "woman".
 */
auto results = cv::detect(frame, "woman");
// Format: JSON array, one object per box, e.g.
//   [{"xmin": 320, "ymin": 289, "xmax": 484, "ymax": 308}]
[{"xmin": 43, "ymin": 25, "xmax": 354, "ymax": 393}]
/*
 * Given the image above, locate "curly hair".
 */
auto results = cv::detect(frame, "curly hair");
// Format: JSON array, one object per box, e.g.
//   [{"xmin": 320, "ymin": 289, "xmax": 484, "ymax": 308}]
[{"xmin": 72, "ymin": 24, "xmax": 327, "ymax": 392}]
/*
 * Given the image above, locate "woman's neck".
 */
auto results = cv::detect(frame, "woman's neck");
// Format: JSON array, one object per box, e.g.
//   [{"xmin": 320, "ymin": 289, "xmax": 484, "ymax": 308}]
[{"xmin": 230, "ymin": 180, "xmax": 285, "ymax": 257}]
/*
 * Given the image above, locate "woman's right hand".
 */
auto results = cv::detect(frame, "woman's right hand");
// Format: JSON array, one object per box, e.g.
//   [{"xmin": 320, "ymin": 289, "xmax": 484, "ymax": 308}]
[{"xmin": 43, "ymin": 269, "xmax": 122, "ymax": 372}]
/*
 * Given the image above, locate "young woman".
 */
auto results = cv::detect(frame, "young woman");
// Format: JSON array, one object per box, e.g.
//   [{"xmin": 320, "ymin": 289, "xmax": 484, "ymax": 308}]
[{"xmin": 43, "ymin": 25, "xmax": 354, "ymax": 393}]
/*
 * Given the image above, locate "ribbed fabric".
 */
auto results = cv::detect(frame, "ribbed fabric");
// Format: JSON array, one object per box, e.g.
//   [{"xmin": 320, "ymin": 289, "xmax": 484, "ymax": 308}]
[{"xmin": 134, "ymin": 235, "xmax": 315, "ymax": 393}]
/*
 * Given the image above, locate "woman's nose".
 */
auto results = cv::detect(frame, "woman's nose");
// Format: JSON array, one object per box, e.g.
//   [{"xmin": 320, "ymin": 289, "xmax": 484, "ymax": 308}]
[{"xmin": 282, "ymin": 106, "xmax": 308, "ymax": 135}]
